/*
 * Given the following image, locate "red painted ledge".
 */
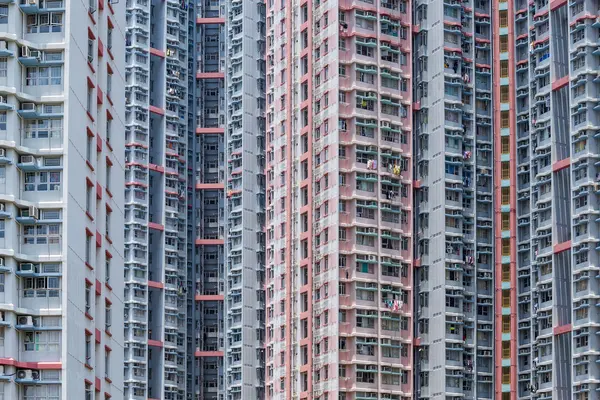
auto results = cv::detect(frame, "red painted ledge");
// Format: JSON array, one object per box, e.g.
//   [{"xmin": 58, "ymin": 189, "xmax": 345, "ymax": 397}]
[
  {"xmin": 552, "ymin": 157, "xmax": 570, "ymax": 172},
  {"xmin": 148, "ymin": 280, "xmax": 164, "ymax": 289},
  {"xmin": 195, "ymin": 294, "xmax": 225, "ymax": 301},
  {"xmin": 196, "ymin": 17, "xmax": 225, "ymax": 24},
  {"xmin": 196, "ymin": 183, "xmax": 224, "ymax": 190},
  {"xmin": 196, "ymin": 71, "xmax": 225, "ymax": 79},
  {"xmin": 196, "ymin": 127, "xmax": 224, "ymax": 135},
  {"xmin": 149, "ymin": 48, "xmax": 165, "ymax": 58},
  {"xmin": 149, "ymin": 105, "xmax": 165, "ymax": 115},
  {"xmin": 553, "ymin": 240, "xmax": 571, "ymax": 254},
  {"xmin": 552, "ymin": 75, "xmax": 569, "ymax": 91},
  {"xmin": 554, "ymin": 324, "xmax": 572, "ymax": 335},
  {"xmin": 148, "ymin": 163, "xmax": 164, "ymax": 173},
  {"xmin": 148, "ymin": 222, "xmax": 164, "ymax": 231},
  {"xmin": 194, "ymin": 350, "xmax": 224, "ymax": 357},
  {"xmin": 148, "ymin": 339, "xmax": 164, "ymax": 348},
  {"xmin": 0, "ymin": 359, "xmax": 62, "ymax": 369},
  {"xmin": 195, "ymin": 238, "xmax": 225, "ymax": 246}
]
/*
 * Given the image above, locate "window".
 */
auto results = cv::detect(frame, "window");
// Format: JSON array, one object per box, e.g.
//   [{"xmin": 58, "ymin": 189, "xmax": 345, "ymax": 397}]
[
  {"xmin": 106, "ymin": 72, "xmax": 112, "ymax": 98},
  {"xmin": 500, "ymin": 86, "xmax": 509, "ymax": 103},
  {"xmin": 106, "ymin": 118, "xmax": 112, "ymax": 145},
  {"xmin": 24, "ymin": 119, "xmax": 62, "ymax": 139},
  {"xmin": 0, "ymin": 58, "xmax": 6, "ymax": 78},
  {"xmin": 105, "ymin": 258, "xmax": 110, "ymax": 285},
  {"xmin": 23, "ymin": 276, "xmax": 60, "ymax": 298},
  {"xmin": 0, "ymin": 6, "xmax": 7, "ymax": 24},
  {"xmin": 23, "ymin": 385, "xmax": 60, "ymax": 400},
  {"xmin": 105, "ymin": 210, "xmax": 110, "ymax": 237},
  {"xmin": 86, "ymin": 133, "xmax": 93, "ymax": 162},
  {"xmin": 85, "ymin": 332, "xmax": 92, "ymax": 364},
  {"xmin": 499, "ymin": 10, "xmax": 508, "ymax": 27},
  {"xmin": 0, "ymin": 220, "xmax": 4, "ymax": 238},
  {"xmin": 24, "ymin": 171, "xmax": 61, "ymax": 192},
  {"xmin": 0, "ymin": 112, "xmax": 5, "ymax": 131},
  {"xmin": 87, "ymin": 39, "xmax": 94, "ymax": 63},
  {"xmin": 23, "ymin": 331, "xmax": 60, "ymax": 351},
  {"xmin": 85, "ymin": 382, "xmax": 93, "ymax": 400},
  {"xmin": 104, "ymin": 349, "xmax": 110, "ymax": 378},
  {"xmin": 25, "ymin": 66, "xmax": 62, "ymax": 86},
  {"xmin": 501, "ymin": 111, "xmax": 509, "ymax": 128},
  {"xmin": 499, "ymin": 35, "xmax": 508, "ymax": 52},
  {"xmin": 0, "ymin": 274, "xmax": 4, "ymax": 293},
  {"xmin": 23, "ymin": 224, "xmax": 61, "ymax": 245},
  {"xmin": 107, "ymin": 28, "xmax": 113, "ymax": 50},
  {"xmin": 86, "ymin": 85, "xmax": 93, "ymax": 113},
  {"xmin": 85, "ymin": 282, "xmax": 92, "ymax": 314},
  {"xmin": 106, "ymin": 163, "xmax": 111, "ymax": 191},
  {"xmin": 26, "ymin": 12, "xmax": 64, "ymax": 33},
  {"xmin": 85, "ymin": 234, "xmax": 93, "ymax": 266},
  {"xmin": 85, "ymin": 184, "xmax": 92, "ymax": 214}
]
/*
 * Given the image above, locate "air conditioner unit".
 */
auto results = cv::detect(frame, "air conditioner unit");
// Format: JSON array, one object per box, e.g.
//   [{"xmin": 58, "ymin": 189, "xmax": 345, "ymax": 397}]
[
  {"xmin": 0, "ymin": 203, "xmax": 4, "ymax": 212},
  {"xmin": 0, "ymin": 149, "xmax": 5, "ymax": 157},
  {"xmin": 20, "ymin": 155, "xmax": 34, "ymax": 164},
  {"xmin": 0, "ymin": 257, "xmax": 4, "ymax": 267},
  {"xmin": 381, "ymin": 121, "xmax": 390, "ymax": 128},
  {"xmin": 28, "ymin": 206, "xmax": 39, "ymax": 220},
  {"xmin": 368, "ymin": 255, "xmax": 377, "ymax": 261},
  {"xmin": 21, "ymin": 46, "xmax": 30, "ymax": 57},
  {"xmin": 19, "ymin": 263, "xmax": 34, "ymax": 272},
  {"xmin": 17, "ymin": 369, "xmax": 39, "ymax": 380},
  {"xmin": 20, "ymin": 102, "xmax": 35, "ymax": 111},
  {"xmin": 29, "ymin": 50, "xmax": 40, "ymax": 59},
  {"xmin": 28, "ymin": 0, "xmax": 37, "ymax": 4},
  {"xmin": 0, "ymin": 41, "xmax": 6, "ymax": 51},
  {"xmin": 17, "ymin": 316, "xmax": 33, "ymax": 327},
  {"xmin": 0, "ymin": 96, "xmax": 6, "ymax": 105}
]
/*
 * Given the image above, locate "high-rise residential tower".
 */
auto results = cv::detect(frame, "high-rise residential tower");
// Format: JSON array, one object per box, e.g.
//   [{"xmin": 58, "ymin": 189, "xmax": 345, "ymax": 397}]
[
  {"xmin": 492, "ymin": 0, "xmax": 600, "ymax": 398},
  {"xmin": 122, "ymin": 0, "xmax": 265, "ymax": 398},
  {"xmin": 123, "ymin": 0, "xmax": 189, "ymax": 395},
  {"xmin": 413, "ymin": 0, "xmax": 495, "ymax": 397},
  {"xmin": 187, "ymin": 0, "xmax": 266, "ymax": 399},
  {"xmin": 0, "ymin": 0, "xmax": 126, "ymax": 397},
  {"xmin": 265, "ymin": 0, "xmax": 415, "ymax": 398}
]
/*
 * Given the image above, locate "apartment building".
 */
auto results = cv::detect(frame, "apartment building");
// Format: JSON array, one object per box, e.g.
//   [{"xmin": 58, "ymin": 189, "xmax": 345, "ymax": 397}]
[
  {"xmin": 123, "ymin": 0, "xmax": 189, "ymax": 395},
  {"xmin": 413, "ymin": 0, "xmax": 495, "ymax": 397},
  {"xmin": 0, "ymin": 0, "xmax": 126, "ymax": 397},
  {"xmin": 188, "ymin": 0, "xmax": 266, "ymax": 398},
  {"xmin": 493, "ymin": 0, "xmax": 600, "ymax": 398},
  {"xmin": 265, "ymin": 0, "xmax": 414, "ymax": 398}
]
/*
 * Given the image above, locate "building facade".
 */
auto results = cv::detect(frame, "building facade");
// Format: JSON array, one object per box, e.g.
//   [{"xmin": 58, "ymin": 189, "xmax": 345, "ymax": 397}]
[
  {"xmin": 413, "ymin": 0, "xmax": 496, "ymax": 397},
  {"xmin": 123, "ymin": 0, "xmax": 189, "ymax": 396},
  {"xmin": 187, "ymin": 0, "xmax": 266, "ymax": 399},
  {"xmin": 265, "ymin": 0, "xmax": 415, "ymax": 398},
  {"xmin": 493, "ymin": 0, "xmax": 600, "ymax": 398},
  {"xmin": 0, "ymin": 0, "xmax": 126, "ymax": 397}
]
